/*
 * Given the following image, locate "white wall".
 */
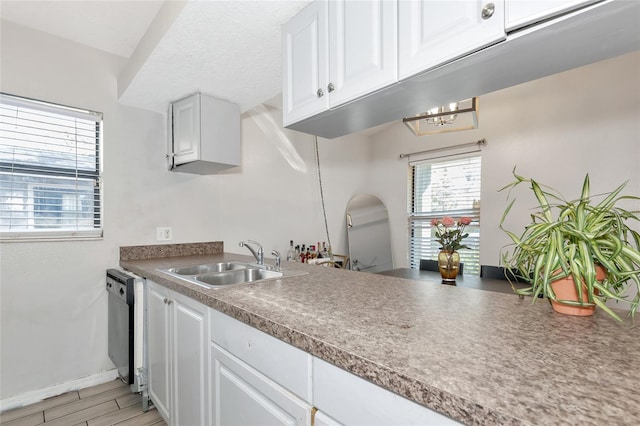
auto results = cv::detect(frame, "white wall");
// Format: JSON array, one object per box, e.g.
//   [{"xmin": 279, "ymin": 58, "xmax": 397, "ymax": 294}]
[
  {"xmin": 369, "ymin": 51, "xmax": 640, "ymax": 269},
  {"xmin": 0, "ymin": 21, "xmax": 370, "ymax": 400},
  {"xmin": 0, "ymin": 22, "xmax": 226, "ymax": 399},
  {"xmin": 218, "ymin": 104, "xmax": 371, "ymax": 260}
]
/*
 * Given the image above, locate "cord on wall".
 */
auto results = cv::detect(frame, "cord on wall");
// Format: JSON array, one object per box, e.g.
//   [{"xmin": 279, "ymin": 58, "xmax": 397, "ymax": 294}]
[{"xmin": 314, "ymin": 135, "xmax": 332, "ymax": 251}]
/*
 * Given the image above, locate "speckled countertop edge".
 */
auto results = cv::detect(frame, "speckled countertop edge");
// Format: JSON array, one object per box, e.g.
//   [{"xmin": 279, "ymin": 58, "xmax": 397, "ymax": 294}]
[
  {"xmin": 120, "ymin": 241, "xmax": 223, "ymax": 261},
  {"xmin": 120, "ymin": 252, "xmax": 640, "ymax": 426}
]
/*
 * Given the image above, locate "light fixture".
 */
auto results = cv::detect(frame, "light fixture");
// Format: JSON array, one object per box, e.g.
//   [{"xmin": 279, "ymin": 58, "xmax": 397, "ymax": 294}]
[{"xmin": 403, "ymin": 97, "xmax": 479, "ymax": 136}]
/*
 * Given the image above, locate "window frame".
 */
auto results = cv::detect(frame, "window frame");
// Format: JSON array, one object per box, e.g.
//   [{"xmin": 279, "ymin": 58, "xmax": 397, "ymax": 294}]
[
  {"xmin": 0, "ymin": 93, "xmax": 103, "ymax": 242},
  {"xmin": 407, "ymin": 152, "xmax": 481, "ymax": 275}
]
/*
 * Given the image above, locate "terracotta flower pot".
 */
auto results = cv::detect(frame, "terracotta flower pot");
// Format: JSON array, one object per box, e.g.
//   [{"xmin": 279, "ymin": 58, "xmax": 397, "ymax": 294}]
[{"xmin": 549, "ymin": 266, "xmax": 606, "ymax": 316}]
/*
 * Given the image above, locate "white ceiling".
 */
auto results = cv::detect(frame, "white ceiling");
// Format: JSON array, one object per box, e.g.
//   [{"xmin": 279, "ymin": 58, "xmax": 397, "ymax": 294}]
[
  {"xmin": 0, "ymin": 0, "xmax": 312, "ymax": 114},
  {"xmin": 0, "ymin": 0, "xmax": 164, "ymax": 58}
]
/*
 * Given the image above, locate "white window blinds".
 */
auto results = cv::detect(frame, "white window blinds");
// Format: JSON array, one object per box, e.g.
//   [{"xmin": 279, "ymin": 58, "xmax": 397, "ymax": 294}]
[
  {"xmin": 408, "ymin": 154, "xmax": 481, "ymax": 274},
  {"xmin": 0, "ymin": 93, "xmax": 103, "ymax": 241}
]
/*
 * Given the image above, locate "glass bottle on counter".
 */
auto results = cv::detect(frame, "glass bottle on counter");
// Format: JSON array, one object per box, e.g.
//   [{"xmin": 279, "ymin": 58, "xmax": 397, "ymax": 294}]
[
  {"xmin": 287, "ymin": 240, "xmax": 295, "ymax": 262},
  {"xmin": 321, "ymin": 242, "xmax": 329, "ymax": 259}
]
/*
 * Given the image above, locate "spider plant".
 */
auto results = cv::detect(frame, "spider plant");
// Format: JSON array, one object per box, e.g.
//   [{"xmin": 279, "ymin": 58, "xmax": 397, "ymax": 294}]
[{"xmin": 499, "ymin": 168, "xmax": 640, "ymax": 322}]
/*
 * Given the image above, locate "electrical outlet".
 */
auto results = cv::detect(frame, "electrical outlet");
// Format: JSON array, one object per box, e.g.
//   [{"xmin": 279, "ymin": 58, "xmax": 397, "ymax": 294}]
[{"xmin": 156, "ymin": 227, "xmax": 172, "ymax": 241}]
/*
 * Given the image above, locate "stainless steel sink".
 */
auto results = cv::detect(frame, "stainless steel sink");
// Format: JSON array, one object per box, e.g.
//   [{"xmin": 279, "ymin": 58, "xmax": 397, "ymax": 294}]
[
  {"xmin": 157, "ymin": 261, "xmax": 305, "ymax": 289},
  {"xmin": 195, "ymin": 268, "xmax": 283, "ymax": 286},
  {"xmin": 168, "ymin": 262, "xmax": 247, "ymax": 275}
]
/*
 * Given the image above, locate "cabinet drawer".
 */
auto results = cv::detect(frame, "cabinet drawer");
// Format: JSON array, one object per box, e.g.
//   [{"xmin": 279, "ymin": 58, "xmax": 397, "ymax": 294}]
[
  {"xmin": 210, "ymin": 309, "xmax": 312, "ymax": 402},
  {"xmin": 313, "ymin": 357, "xmax": 461, "ymax": 425}
]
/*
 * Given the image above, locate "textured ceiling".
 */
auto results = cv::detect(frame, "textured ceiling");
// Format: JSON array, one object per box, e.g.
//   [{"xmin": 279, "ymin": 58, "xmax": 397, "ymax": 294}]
[
  {"xmin": 118, "ymin": 0, "xmax": 311, "ymax": 113},
  {"xmin": 0, "ymin": 0, "xmax": 312, "ymax": 114}
]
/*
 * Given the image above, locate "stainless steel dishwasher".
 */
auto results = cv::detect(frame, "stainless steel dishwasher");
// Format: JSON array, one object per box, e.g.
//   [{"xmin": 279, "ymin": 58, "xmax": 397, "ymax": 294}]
[{"xmin": 106, "ymin": 269, "xmax": 148, "ymax": 409}]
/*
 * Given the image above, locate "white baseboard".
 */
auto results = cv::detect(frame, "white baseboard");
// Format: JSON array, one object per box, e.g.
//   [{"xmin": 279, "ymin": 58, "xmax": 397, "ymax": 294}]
[{"xmin": 0, "ymin": 369, "xmax": 119, "ymax": 413}]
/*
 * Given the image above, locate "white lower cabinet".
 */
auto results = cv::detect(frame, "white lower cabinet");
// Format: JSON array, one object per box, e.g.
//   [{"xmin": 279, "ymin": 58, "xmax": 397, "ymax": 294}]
[
  {"xmin": 211, "ymin": 343, "xmax": 312, "ymax": 425},
  {"xmin": 313, "ymin": 410, "xmax": 341, "ymax": 426},
  {"xmin": 313, "ymin": 357, "xmax": 460, "ymax": 425},
  {"xmin": 147, "ymin": 280, "xmax": 209, "ymax": 426},
  {"xmin": 208, "ymin": 309, "xmax": 459, "ymax": 425},
  {"xmin": 209, "ymin": 309, "xmax": 314, "ymax": 425},
  {"xmin": 149, "ymin": 287, "xmax": 461, "ymax": 425}
]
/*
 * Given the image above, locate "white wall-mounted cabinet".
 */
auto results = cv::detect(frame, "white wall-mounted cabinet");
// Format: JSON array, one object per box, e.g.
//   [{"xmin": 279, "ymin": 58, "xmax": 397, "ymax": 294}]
[
  {"xmin": 505, "ymin": 0, "xmax": 600, "ymax": 31},
  {"xmin": 169, "ymin": 93, "xmax": 240, "ymax": 174},
  {"xmin": 281, "ymin": 1, "xmax": 328, "ymax": 125},
  {"xmin": 283, "ymin": 0, "xmax": 638, "ymax": 138},
  {"xmin": 147, "ymin": 281, "xmax": 209, "ymax": 426},
  {"xmin": 398, "ymin": 0, "xmax": 505, "ymax": 81},
  {"xmin": 282, "ymin": 0, "xmax": 397, "ymax": 126}
]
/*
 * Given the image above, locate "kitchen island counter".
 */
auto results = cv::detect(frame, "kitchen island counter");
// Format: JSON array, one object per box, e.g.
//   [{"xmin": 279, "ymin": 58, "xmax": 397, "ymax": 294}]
[{"xmin": 121, "ymin": 253, "xmax": 640, "ymax": 426}]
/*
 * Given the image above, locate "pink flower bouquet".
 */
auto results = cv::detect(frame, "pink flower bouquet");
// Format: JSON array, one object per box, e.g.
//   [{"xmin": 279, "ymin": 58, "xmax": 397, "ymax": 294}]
[{"xmin": 431, "ymin": 216, "xmax": 472, "ymax": 251}]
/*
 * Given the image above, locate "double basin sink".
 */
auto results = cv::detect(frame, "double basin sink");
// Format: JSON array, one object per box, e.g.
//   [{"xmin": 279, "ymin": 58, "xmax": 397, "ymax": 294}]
[{"xmin": 158, "ymin": 261, "xmax": 304, "ymax": 289}]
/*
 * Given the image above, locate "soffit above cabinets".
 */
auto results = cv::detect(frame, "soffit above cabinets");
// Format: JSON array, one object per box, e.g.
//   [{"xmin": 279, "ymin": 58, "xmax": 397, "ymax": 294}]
[{"xmin": 117, "ymin": 0, "xmax": 312, "ymax": 114}]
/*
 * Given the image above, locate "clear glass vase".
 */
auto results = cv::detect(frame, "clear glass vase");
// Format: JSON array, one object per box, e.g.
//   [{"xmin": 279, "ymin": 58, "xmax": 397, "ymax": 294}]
[{"xmin": 438, "ymin": 250, "xmax": 460, "ymax": 283}]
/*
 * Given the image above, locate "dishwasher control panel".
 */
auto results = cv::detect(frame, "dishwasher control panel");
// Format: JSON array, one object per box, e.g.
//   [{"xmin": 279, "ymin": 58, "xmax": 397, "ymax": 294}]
[{"xmin": 106, "ymin": 269, "xmax": 135, "ymax": 305}]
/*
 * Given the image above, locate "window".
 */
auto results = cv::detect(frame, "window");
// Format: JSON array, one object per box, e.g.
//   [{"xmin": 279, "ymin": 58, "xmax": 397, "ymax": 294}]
[
  {"xmin": 408, "ymin": 155, "xmax": 481, "ymax": 274},
  {"xmin": 0, "ymin": 93, "xmax": 102, "ymax": 240}
]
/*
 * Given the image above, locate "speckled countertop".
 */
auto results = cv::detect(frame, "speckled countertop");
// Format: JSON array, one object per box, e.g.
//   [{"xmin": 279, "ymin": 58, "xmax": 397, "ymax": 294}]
[{"xmin": 121, "ymin": 252, "xmax": 640, "ymax": 426}]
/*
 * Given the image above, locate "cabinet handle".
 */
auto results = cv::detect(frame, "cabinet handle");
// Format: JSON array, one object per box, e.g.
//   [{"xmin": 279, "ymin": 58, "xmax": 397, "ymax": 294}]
[
  {"xmin": 481, "ymin": 3, "xmax": 495, "ymax": 20},
  {"xmin": 316, "ymin": 88, "xmax": 324, "ymax": 98},
  {"xmin": 327, "ymin": 83, "xmax": 335, "ymax": 93},
  {"xmin": 311, "ymin": 407, "xmax": 318, "ymax": 426},
  {"xmin": 163, "ymin": 298, "xmax": 173, "ymax": 305}
]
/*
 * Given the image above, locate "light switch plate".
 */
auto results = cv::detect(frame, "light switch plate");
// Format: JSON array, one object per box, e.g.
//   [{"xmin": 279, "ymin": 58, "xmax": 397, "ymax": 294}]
[{"xmin": 156, "ymin": 227, "xmax": 172, "ymax": 241}]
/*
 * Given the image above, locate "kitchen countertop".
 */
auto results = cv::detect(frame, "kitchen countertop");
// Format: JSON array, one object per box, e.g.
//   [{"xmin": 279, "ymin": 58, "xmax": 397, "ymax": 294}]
[
  {"xmin": 121, "ymin": 253, "xmax": 640, "ymax": 426},
  {"xmin": 376, "ymin": 268, "xmax": 526, "ymax": 294}
]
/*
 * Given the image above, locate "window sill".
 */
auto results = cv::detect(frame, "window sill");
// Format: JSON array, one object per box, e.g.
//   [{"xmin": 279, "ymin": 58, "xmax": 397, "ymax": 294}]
[{"xmin": 0, "ymin": 230, "xmax": 103, "ymax": 243}]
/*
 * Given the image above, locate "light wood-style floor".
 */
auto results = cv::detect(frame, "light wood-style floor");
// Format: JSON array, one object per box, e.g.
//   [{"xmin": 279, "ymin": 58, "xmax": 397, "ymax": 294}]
[{"xmin": 0, "ymin": 379, "xmax": 166, "ymax": 426}]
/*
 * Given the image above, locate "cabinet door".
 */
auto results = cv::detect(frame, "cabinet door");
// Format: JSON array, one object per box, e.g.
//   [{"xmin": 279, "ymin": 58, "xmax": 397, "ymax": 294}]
[
  {"xmin": 282, "ymin": 0, "xmax": 329, "ymax": 126},
  {"xmin": 147, "ymin": 283, "xmax": 171, "ymax": 422},
  {"xmin": 211, "ymin": 343, "xmax": 311, "ymax": 425},
  {"xmin": 505, "ymin": 0, "xmax": 599, "ymax": 31},
  {"xmin": 172, "ymin": 94, "xmax": 200, "ymax": 166},
  {"xmin": 398, "ymin": 0, "xmax": 505, "ymax": 80},
  {"xmin": 328, "ymin": 0, "xmax": 397, "ymax": 108},
  {"xmin": 172, "ymin": 296, "xmax": 208, "ymax": 426},
  {"xmin": 314, "ymin": 410, "xmax": 342, "ymax": 426}
]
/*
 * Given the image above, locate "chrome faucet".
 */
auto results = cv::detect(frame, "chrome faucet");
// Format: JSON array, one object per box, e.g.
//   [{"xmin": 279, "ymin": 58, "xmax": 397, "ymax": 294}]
[
  {"xmin": 271, "ymin": 250, "xmax": 281, "ymax": 271},
  {"xmin": 239, "ymin": 240, "xmax": 264, "ymax": 265}
]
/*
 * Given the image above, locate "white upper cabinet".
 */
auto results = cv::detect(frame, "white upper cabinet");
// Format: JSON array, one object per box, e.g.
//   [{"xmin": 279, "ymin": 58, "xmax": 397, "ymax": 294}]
[
  {"xmin": 505, "ymin": 0, "xmax": 600, "ymax": 31},
  {"xmin": 283, "ymin": 0, "xmax": 397, "ymax": 126},
  {"xmin": 172, "ymin": 95, "xmax": 200, "ymax": 166},
  {"xmin": 282, "ymin": 1, "xmax": 329, "ymax": 126},
  {"xmin": 328, "ymin": 0, "xmax": 397, "ymax": 107},
  {"xmin": 283, "ymin": 0, "xmax": 637, "ymax": 138},
  {"xmin": 399, "ymin": 0, "xmax": 506, "ymax": 81},
  {"xmin": 169, "ymin": 93, "xmax": 240, "ymax": 175}
]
